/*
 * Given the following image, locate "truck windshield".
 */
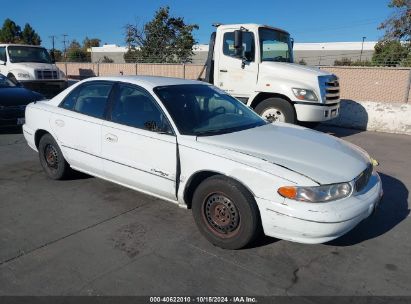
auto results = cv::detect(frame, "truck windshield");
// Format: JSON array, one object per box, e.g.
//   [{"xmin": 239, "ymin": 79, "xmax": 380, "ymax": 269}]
[
  {"xmin": 7, "ymin": 46, "xmax": 52, "ymax": 64},
  {"xmin": 259, "ymin": 28, "xmax": 293, "ymax": 63},
  {"xmin": 154, "ymin": 84, "xmax": 267, "ymax": 136}
]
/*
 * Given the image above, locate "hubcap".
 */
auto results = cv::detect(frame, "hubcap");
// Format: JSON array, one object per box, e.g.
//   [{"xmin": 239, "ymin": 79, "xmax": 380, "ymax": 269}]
[
  {"xmin": 44, "ymin": 144, "xmax": 59, "ymax": 169},
  {"xmin": 204, "ymin": 194, "xmax": 240, "ymax": 236},
  {"xmin": 261, "ymin": 108, "xmax": 285, "ymax": 123}
]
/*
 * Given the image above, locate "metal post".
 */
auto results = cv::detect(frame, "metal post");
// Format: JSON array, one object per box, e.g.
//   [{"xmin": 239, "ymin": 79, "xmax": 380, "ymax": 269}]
[
  {"xmin": 360, "ymin": 37, "xmax": 366, "ymax": 62},
  {"xmin": 183, "ymin": 63, "xmax": 186, "ymax": 79},
  {"xmin": 405, "ymin": 68, "xmax": 411, "ymax": 103},
  {"xmin": 135, "ymin": 63, "xmax": 138, "ymax": 75}
]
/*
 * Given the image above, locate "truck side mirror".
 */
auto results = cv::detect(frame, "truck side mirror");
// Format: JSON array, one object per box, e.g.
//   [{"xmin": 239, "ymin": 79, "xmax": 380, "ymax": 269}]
[
  {"xmin": 0, "ymin": 59, "xmax": 5, "ymax": 65},
  {"xmin": 234, "ymin": 30, "xmax": 244, "ymax": 58},
  {"xmin": 291, "ymin": 38, "xmax": 294, "ymax": 49}
]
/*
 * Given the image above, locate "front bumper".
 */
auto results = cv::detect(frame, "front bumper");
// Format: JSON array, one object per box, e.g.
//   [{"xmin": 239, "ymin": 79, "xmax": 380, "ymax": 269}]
[
  {"xmin": 0, "ymin": 108, "xmax": 26, "ymax": 127},
  {"xmin": 294, "ymin": 102, "xmax": 340, "ymax": 122},
  {"xmin": 256, "ymin": 171, "xmax": 383, "ymax": 244}
]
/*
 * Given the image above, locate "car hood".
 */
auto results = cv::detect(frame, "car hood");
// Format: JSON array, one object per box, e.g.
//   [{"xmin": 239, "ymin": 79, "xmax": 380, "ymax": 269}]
[
  {"xmin": 0, "ymin": 87, "xmax": 44, "ymax": 106},
  {"xmin": 196, "ymin": 123, "xmax": 370, "ymax": 184}
]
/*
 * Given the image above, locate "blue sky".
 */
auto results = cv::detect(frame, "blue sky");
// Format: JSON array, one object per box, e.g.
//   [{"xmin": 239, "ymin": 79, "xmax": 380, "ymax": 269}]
[{"xmin": 1, "ymin": 0, "xmax": 392, "ymax": 49}]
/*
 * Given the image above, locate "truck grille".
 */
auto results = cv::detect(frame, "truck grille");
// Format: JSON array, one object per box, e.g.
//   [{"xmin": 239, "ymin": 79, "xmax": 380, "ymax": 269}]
[
  {"xmin": 354, "ymin": 163, "xmax": 373, "ymax": 192},
  {"xmin": 35, "ymin": 70, "xmax": 58, "ymax": 80},
  {"xmin": 319, "ymin": 75, "xmax": 340, "ymax": 103}
]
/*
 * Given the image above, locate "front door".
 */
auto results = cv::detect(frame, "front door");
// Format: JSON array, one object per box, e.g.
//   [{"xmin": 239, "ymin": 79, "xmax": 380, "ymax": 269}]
[
  {"xmin": 101, "ymin": 83, "xmax": 177, "ymax": 200},
  {"xmin": 215, "ymin": 30, "xmax": 258, "ymax": 99}
]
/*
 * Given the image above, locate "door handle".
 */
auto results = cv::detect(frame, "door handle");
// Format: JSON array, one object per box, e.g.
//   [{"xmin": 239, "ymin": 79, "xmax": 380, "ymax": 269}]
[
  {"xmin": 219, "ymin": 69, "xmax": 228, "ymax": 73},
  {"xmin": 55, "ymin": 119, "xmax": 65, "ymax": 127},
  {"xmin": 105, "ymin": 134, "xmax": 118, "ymax": 143}
]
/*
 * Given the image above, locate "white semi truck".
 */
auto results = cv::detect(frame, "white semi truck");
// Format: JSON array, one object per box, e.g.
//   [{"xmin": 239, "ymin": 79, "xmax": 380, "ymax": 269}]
[
  {"xmin": 203, "ymin": 24, "xmax": 340, "ymax": 124},
  {"xmin": 0, "ymin": 44, "xmax": 67, "ymax": 97}
]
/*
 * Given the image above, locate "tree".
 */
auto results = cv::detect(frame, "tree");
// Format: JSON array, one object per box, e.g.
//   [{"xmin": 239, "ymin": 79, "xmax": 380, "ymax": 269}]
[
  {"xmin": 83, "ymin": 37, "xmax": 101, "ymax": 50},
  {"xmin": 372, "ymin": 40, "xmax": 410, "ymax": 66},
  {"xmin": 378, "ymin": 0, "xmax": 411, "ymax": 42},
  {"xmin": 82, "ymin": 37, "xmax": 100, "ymax": 61},
  {"xmin": 21, "ymin": 23, "xmax": 41, "ymax": 45},
  {"xmin": 123, "ymin": 6, "xmax": 198, "ymax": 63},
  {"xmin": 66, "ymin": 40, "xmax": 88, "ymax": 62},
  {"xmin": 50, "ymin": 49, "xmax": 62, "ymax": 62},
  {"xmin": 101, "ymin": 56, "xmax": 114, "ymax": 63},
  {"xmin": 0, "ymin": 18, "xmax": 22, "ymax": 43}
]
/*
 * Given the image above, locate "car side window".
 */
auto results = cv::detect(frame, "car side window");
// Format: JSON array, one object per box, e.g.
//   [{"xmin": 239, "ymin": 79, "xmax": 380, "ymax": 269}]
[
  {"xmin": 0, "ymin": 47, "xmax": 6, "ymax": 62},
  {"xmin": 223, "ymin": 31, "xmax": 255, "ymax": 62},
  {"xmin": 110, "ymin": 85, "xmax": 172, "ymax": 134},
  {"xmin": 60, "ymin": 83, "xmax": 113, "ymax": 119}
]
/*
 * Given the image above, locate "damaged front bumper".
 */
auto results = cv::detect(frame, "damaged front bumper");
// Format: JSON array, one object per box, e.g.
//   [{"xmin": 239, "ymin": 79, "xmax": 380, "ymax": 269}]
[{"xmin": 256, "ymin": 171, "xmax": 383, "ymax": 244}]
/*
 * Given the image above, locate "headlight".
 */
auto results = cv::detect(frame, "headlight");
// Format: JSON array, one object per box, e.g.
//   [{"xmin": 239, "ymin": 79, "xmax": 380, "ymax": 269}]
[
  {"xmin": 278, "ymin": 183, "xmax": 352, "ymax": 203},
  {"xmin": 17, "ymin": 72, "xmax": 30, "ymax": 79},
  {"xmin": 292, "ymin": 88, "xmax": 318, "ymax": 101}
]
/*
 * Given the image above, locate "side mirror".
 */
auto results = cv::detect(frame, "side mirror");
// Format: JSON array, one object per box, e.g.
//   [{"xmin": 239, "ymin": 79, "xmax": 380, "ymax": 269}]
[
  {"xmin": 291, "ymin": 38, "xmax": 294, "ymax": 49},
  {"xmin": 0, "ymin": 59, "xmax": 5, "ymax": 65},
  {"xmin": 234, "ymin": 30, "xmax": 244, "ymax": 58}
]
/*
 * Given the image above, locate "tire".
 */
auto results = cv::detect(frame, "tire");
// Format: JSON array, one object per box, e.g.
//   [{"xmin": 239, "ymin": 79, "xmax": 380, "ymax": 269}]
[
  {"xmin": 192, "ymin": 175, "xmax": 261, "ymax": 249},
  {"xmin": 255, "ymin": 97, "xmax": 296, "ymax": 124},
  {"xmin": 38, "ymin": 133, "xmax": 70, "ymax": 180},
  {"xmin": 7, "ymin": 74, "xmax": 18, "ymax": 85}
]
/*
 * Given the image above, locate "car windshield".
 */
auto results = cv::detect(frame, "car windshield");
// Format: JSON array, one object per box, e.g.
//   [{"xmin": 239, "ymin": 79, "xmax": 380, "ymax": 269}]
[
  {"xmin": 154, "ymin": 84, "xmax": 267, "ymax": 136},
  {"xmin": 8, "ymin": 46, "xmax": 52, "ymax": 64},
  {"xmin": 0, "ymin": 75, "xmax": 16, "ymax": 88},
  {"xmin": 259, "ymin": 28, "xmax": 293, "ymax": 63}
]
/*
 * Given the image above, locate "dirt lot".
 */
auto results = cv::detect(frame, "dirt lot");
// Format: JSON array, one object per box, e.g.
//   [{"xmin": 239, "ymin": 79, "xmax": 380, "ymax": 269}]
[{"xmin": 0, "ymin": 126, "xmax": 410, "ymax": 296}]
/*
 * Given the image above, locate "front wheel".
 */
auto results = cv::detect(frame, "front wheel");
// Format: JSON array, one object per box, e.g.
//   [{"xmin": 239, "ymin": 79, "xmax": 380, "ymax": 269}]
[
  {"xmin": 192, "ymin": 176, "xmax": 261, "ymax": 249},
  {"xmin": 255, "ymin": 97, "xmax": 296, "ymax": 124},
  {"xmin": 38, "ymin": 134, "xmax": 71, "ymax": 180}
]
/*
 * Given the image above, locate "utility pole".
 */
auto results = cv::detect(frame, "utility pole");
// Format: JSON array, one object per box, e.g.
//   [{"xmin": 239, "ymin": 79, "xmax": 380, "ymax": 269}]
[
  {"xmin": 49, "ymin": 35, "xmax": 57, "ymax": 61},
  {"xmin": 62, "ymin": 34, "xmax": 68, "ymax": 61},
  {"xmin": 360, "ymin": 36, "xmax": 366, "ymax": 62},
  {"xmin": 49, "ymin": 35, "xmax": 56, "ymax": 50}
]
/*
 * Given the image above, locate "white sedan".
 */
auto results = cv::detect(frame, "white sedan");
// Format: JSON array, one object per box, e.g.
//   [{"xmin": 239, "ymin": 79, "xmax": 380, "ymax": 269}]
[{"xmin": 23, "ymin": 76, "xmax": 383, "ymax": 249}]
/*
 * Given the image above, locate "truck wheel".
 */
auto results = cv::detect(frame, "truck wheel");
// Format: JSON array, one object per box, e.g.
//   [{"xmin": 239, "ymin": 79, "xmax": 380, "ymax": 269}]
[
  {"xmin": 255, "ymin": 97, "xmax": 295, "ymax": 124},
  {"xmin": 7, "ymin": 74, "xmax": 18, "ymax": 85},
  {"xmin": 192, "ymin": 175, "xmax": 261, "ymax": 249},
  {"xmin": 38, "ymin": 134, "xmax": 71, "ymax": 180}
]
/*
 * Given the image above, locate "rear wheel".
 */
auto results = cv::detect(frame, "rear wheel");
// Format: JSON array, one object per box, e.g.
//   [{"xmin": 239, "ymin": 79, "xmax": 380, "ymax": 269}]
[
  {"xmin": 38, "ymin": 134, "xmax": 70, "ymax": 180},
  {"xmin": 192, "ymin": 175, "xmax": 260, "ymax": 249},
  {"xmin": 255, "ymin": 97, "xmax": 296, "ymax": 124}
]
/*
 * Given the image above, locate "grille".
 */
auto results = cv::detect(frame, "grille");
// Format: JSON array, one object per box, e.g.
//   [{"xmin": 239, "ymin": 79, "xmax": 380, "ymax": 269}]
[
  {"xmin": 35, "ymin": 70, "xmax": 58, "ymax": 80},
  {"xmin": 355, "ymin": 163, "xmax": 373, "ymax": 192},
  {"xmin": 319, "ymin": 75, "xmax": 340, "ymax": 103}
]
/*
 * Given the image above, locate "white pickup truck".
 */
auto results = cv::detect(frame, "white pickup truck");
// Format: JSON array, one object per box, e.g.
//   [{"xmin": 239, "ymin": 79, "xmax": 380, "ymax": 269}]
[
  {"xmin": 204, "ymin": 24, "xmax": 340, "ymax": 124},
  {"xmin": 0, "ymin": 44, "xmax": 67, "ymax": 97}
]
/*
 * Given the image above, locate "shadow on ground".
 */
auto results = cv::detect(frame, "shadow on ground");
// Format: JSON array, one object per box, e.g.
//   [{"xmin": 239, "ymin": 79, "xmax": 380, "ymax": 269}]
[{"xmin": 328, "ymin": 172, "xmax": 409, "ymax": 246}]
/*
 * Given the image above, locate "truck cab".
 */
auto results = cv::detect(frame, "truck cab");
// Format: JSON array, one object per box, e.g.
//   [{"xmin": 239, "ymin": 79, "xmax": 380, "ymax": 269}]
[
  {"xmin": 0, "ymin": 44, "xmax": 67, "ymax": 98},
  {"xmin": 205, "ymin": 24, "xmax": 340, "ymax": 124}
]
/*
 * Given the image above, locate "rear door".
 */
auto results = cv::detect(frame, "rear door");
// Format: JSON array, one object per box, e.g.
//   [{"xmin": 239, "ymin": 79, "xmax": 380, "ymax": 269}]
[
  {"xmin": 50, "ymin": 81, "xmax": 114, "ymax": 175},
  {"xmin": 101, "ymin": 83, "xmax": 177, "ymax": 200}
]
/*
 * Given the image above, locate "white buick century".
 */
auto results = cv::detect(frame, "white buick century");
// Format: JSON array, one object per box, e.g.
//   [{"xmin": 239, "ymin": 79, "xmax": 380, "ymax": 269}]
[{"xmin": 23, "ymin": 76, "xmax": 383, "ymax": 249}]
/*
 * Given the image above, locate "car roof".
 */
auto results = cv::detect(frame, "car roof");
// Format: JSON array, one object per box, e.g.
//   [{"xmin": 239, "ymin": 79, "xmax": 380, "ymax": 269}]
[{"xmin": 81, "ymin": 76, "xmax": 210, "ymax": 90}]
